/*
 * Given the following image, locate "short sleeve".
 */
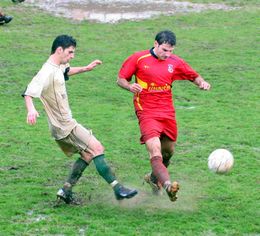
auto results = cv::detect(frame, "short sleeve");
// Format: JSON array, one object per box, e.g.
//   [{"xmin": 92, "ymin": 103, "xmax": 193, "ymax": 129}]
[
  {"xmin": 118, "ymin": 53, "xmax": 138, "ymax": 81},
  {"xmin": 173, "ymin": 59, "xmax": 199, "ymax": 81},
  {"xmin": 24, "ymin": 64, "xmax": 52, "ymax": 98}
]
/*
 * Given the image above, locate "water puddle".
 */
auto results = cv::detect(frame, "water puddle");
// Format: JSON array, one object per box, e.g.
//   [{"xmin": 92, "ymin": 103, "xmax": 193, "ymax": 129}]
[{"xmin": 24, "ymin": 0, "xmax": 238, "ymax": 23}]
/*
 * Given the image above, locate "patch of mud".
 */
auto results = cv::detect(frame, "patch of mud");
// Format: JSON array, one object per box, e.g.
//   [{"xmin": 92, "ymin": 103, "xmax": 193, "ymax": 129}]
[{"xmin": 25, "ymin": 0, "xmax": 238, "ymax": 23}]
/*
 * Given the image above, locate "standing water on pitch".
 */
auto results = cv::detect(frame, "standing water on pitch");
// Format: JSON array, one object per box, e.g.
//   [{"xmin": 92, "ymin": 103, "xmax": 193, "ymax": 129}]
[{"xmin": 24, "ymin": 0, "xmax": 238, "ymax": 23}]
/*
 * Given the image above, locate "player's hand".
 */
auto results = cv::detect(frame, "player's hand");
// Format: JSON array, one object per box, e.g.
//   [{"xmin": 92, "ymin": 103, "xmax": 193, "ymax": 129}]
[
  {"xmin": 199, "ymin": 81, "xmax": 211, "ymax": 90},
  {"xmin": 129, "ymin": 83, "xmax": 143, "ymax": 94},
  {"xmin": 86, "ymin": 60, "xmax": 102, "ymax": 71},
  {"xmin": 27, "ymin": 109, "xmax": 39, "ymax": 125}
]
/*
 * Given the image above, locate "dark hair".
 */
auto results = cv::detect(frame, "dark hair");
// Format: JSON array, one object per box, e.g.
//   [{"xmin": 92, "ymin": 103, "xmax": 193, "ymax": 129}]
[
  {"xmin": 51, "ymin": 35, "xmax": 77, "ymax": 54},
  {"xmin": 155, "ymin": 30, "xmax": 176, "ymax": 46}
]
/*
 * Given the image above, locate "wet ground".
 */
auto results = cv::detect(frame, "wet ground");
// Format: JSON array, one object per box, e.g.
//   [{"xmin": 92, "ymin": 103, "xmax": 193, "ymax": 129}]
[{"xmin": 24, "ymin": 0, "xmax": 238, "ymax": 23}]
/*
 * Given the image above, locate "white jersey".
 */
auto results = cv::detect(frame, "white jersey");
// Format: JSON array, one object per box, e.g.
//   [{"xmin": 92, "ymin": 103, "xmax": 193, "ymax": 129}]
[{"xmin": 24, "ymin": 60, "xmax": 77, "ymax": 140}]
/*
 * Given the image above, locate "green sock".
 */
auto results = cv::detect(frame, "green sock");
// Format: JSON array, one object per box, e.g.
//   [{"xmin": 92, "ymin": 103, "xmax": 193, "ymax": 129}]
[
  {"xmin": 93, "ymin": 154, "xmax": 116, "ymax": 184},
  {"xmin": 64, "ymin": 158, "xmax": 88, "ymax": 190}
]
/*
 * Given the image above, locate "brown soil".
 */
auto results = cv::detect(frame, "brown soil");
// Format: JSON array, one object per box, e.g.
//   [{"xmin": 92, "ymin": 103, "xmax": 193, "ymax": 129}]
[{"xmin": 24, "ymin": 0, "xmax": 238, "ymax": 23}]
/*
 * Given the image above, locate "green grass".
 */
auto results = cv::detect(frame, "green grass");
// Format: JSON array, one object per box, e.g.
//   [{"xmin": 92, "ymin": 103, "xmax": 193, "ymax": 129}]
[{"xmin": 0, "ymin": 0, "xmax": 259, "ymax": 235}]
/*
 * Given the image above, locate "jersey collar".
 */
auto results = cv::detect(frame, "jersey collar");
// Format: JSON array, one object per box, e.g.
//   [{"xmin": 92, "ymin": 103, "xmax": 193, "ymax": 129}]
[{"xmin": 150, "ymin": 47, "xmax": 158, "ymax": 59}]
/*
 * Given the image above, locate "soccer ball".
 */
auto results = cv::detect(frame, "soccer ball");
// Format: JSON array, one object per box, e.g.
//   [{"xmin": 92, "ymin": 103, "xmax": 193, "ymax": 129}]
[{"xmin": 208, "ymin": 149, "xmax": 234, "ymax": 174}]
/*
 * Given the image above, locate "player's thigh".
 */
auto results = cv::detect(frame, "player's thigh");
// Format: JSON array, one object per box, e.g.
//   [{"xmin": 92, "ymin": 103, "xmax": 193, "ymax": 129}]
[
  {"xmin": 80, "ymin": 137, "xmax": 104, "ymax": 163},
  {"xmin": 82, "ymin": 134, "xmax": 104, "ymax": 158},
  {"xmin": 69, "ymin": 124, "xmax": 104, "ymax": 158},
  {"xmin": 145, "ymin": 137, "xmax": 162, "ymax": 159}
]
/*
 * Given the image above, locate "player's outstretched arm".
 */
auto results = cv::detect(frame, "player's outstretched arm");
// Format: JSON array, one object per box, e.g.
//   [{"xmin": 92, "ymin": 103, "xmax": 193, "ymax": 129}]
[
  {"xmin": 24, "ymin": 95, "xmax": 39, "ymax": 125},
  {"xmin": 117, "ymin": 77, "xmax": 143, "ymax": 94},
  {"xmin": 193, "ymin": 76, "xmax": 211, "ymax": 90},
  {"xmin": 68, "ymin": 59, "xmax": 102, "ymax": 76}
]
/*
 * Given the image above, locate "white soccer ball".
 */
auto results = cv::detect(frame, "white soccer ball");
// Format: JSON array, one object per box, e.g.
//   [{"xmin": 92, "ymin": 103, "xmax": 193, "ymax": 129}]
[{"xmin": 208, "ymin": 149, "xmax": 234, "ymax": 174}]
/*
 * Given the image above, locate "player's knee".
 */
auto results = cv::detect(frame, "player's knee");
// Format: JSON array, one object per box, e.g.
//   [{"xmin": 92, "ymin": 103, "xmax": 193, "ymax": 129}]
[
  {"xmin": 81, "ymin": 152, "xmax": 92, "ymax": 163},
  {"xmin": 92, "ymin": 141, "xmax": 105, "ymax": 156}
]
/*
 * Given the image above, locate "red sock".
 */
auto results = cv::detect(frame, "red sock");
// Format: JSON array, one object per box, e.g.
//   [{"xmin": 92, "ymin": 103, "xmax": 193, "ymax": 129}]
[{"xmin": 150, "ymin": 156, "xmax": 170, "ymax": 186}]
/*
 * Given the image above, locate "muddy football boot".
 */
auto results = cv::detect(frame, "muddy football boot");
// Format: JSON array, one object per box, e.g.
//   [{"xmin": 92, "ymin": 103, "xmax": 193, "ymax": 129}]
[
  {"xmin": 144, "ymin": 173, "xmax": 163, "ymax": 195},
  {"xmin": 166, "ymin": 181, "xmax": 179, "ymax": 202},
  {"xmin": 114, "ymin": 184, "xmax": 138, "ymax": 200},
  {"xmin": 56, "ymin": 188, "xmax": 76, "ymax": 204},
  {"xmin": 0, "ymin": 16, "xmax": 12, "ymax": 25}
]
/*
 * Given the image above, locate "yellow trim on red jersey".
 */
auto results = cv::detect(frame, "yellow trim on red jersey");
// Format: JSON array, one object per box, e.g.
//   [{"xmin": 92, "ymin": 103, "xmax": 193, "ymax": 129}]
[
  {"xmin": 136, "ymin": 94, "xmax": 143, "ymax": 110},
  {"xmin": 136, "ymin": 77, "xmax": 148, "ymax": 89},
  {"xmin": 137, "ymin": 53, "xmax": 151, "ymax": 63},
  {"xmin": 135, "ymin": 53, "xmax": 150, "ymax": 111}
]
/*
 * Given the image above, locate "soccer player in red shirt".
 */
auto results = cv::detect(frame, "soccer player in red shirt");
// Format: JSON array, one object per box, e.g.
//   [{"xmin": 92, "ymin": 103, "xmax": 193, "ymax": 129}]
[{"xmin": 117, "ymin": 30, "xmax": 210, "ymax": 202}]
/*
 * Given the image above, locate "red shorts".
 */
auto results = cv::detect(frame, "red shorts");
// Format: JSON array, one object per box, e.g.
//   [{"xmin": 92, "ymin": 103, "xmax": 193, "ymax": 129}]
[{"xmin": 138, "ymin": 118, "xmax": 178, "ymax": 144}]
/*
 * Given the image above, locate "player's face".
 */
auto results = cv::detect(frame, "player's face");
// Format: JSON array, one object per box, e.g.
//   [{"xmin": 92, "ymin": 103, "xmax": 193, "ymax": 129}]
[
  {"xmin": 60, "ymin": 46, "xmax": 75, "ymax": 64},
  {"xmin": 154, "ymin": 41, "xmax": 174, "ymax": 60}
]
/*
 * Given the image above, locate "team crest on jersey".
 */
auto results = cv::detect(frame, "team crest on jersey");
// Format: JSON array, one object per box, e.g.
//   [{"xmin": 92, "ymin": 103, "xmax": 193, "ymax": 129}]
[{"xmin": 168, "ymin": 64, "xmax": 174, "ymax": 73}]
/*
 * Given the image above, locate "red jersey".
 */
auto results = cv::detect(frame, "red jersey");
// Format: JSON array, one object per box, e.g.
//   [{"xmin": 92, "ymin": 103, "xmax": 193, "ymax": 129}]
[{"xmin": 118, "ymin": 48, "xmax": 199, "ymax": 120}]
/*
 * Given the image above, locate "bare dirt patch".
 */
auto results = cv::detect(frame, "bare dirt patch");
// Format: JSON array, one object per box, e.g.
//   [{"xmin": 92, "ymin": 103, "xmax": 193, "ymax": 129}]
[{"xmin": 24, "ymin": 0, "xmax": 238, "ymax": 23}]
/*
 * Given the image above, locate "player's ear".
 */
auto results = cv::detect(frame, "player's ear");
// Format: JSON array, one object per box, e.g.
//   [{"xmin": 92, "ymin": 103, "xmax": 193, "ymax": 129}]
[{"xmin": 56, "ymin": 46, "xmax": 63, "ymax": 54}]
